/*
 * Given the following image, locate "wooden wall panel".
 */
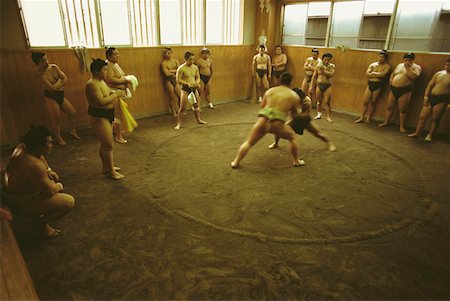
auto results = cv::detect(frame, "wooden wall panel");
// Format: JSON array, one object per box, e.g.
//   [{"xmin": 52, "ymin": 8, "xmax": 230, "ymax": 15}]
[
  {"xmin": 282, "ymin": 46, "xmax": 450, "ymax": 133},
  {"xmin": 0, "ymin": 46, "xmax": 254, "ymax": 146}
]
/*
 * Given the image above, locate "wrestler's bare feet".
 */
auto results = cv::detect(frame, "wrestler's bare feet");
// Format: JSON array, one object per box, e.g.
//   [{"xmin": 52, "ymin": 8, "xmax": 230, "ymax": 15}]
[
  {"xmin": 400, "ymin": 127, "xmax": 407, "ymax": 133},
  {"xmin": 293, "ymin": 159, "xmax": 306, "ymax": 167},
  {"xmin": 115, "ymin": 137, "xmax": 128, "ymax": 144},
  {"xmin": 326, "ymin": 117, "xmax": 334, "ymax": 123},
  {"xmin": 268, "ymin": 142, "xmax": 278, "ymax": 149},
  {"xmin": 378, "ymin": 122, "xmax": 388, "ymax": 127},
  {"xmin": 408, "ymin": 133, "xmax": 419, "ymax": 138},
  {"xmin": 56, "ymin": 139, "xmax": 67, "ymax": 146},
  {"xmin": 102, "ymin": 167, "xmax": 121, "ymax": 174},
  {"xmin": 70, "ymin": 131, "xmax": 81, "ymax": 139},
  {"xmin": 197, "ymin": 119, "xmax": 207, "ymax": 125},
  {"xmin": 230, "ymin": 161, "xmax": 239, "ymax": 169},
  {"xmin": 43, "ymin": 224, "xmax": 61, "ymax": 239},
  {"xmin": 313, "ymin": 113, "xmax": 322, "ymax": 120},
  {"xmin": 106, "ymin": 171, "xmax": 125, "ymax": 180},
  {"xmin": 424, "ymin": 134, "xmax": 432, "ymax": 142},
  {"xmin": 174, "ymin": 124, "xmax": 181, "ymax": 130},
  {"xmin": 365, "ymin": 118, "xmax": 372, "ymax": 123},
  {"xmin": 355, "ymin": 116, "xmax": 365, "ymax": 123},
  {"xmin": 328, "ymin": 142, "xmax": 337, "ymax": 152}
]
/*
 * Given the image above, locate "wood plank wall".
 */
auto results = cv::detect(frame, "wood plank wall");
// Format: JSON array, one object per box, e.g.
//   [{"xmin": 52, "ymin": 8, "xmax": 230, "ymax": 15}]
[
  {"xmin": 0, "ymin": 46, "xmax": 254, "ymax": 145},
  {"xmin": 282, "ymin": 46, "xmax": 450, "ymax": 133}
]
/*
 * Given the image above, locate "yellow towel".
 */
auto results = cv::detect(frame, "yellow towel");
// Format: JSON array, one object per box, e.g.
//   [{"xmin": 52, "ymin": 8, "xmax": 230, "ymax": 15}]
[{"xmin": 118, "ymin": 98, "xmax": 138, "ymax": 133}]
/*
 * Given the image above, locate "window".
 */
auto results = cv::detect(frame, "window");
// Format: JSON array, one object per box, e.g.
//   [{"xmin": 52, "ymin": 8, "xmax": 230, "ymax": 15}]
[
  {"xmin": 305, "ymin": 1, "xmax": 331, "ymax": 46},
  {"xmin": 282, "ymin": 4, "xmax": 308, "ymax": 45},
  {"xmin": 62, "ymin": 0, "xmax": 100, "ymax": 47},
  {"xmin": 391, "ymin": 0, "xmax": 443, "ymax": 51},
  {"xmin": 18, "ymin": 0, "xmax": 244, "ymax": 48},
  {"xmin": 330, "ymin": 1, "xmax": 364, "ymax": 48},
  {"xmin": 431, "ymin": 0, "xmax": 450, "ymax": 52},
  {"xmin": 19, "ymin": 0, "xmax": 66, "ymax": 47},
  {"xmin": 359, "ymin": 0, "xmax": 396, "ymax": 49}
]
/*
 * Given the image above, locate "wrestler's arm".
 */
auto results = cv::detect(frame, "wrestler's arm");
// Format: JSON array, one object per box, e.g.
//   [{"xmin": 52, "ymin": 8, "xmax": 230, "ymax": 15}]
[
  {"xmin": 267, "ymin": 56, "xmax": 272, "ymax": 78},
  {"xmin": 303, "ymin": 58, "xmax": 313, "ymax": 72},
  {"xmin": 279, "ymin": 54, "xmax": 287, "ymax": 69},
  {"xmin": 86, "ymin": 82, "xmax": 118, "ymax": 105},
  {"xmin": 161, "ymin": 61, "xmax": 172, "ymax": 77},
  {"xmin": 310, "ymin": 69, "xmax": 318, "ymax": 94},
  {"xmin": 371, "ymin": 64, "xmax": 391, "ymax": 78},
  {"xmin": 389, "ymin": 65, "xmax": 399, "ymax": 84},
  {"xmin": 210, "ymin": 59, "xmax": 214, "ymax": 77},
  {"xmin": 323, "ymin": 64, "xmax": 335, "ymax": 77},
  {"xmin": 40, "ymin": 156, "xmax": 59, "ymax": 182},
  {"xmin": 105, "ymin": 64, "xmax": 129, "ymax": 85},
  {"xmin": 54, "ymin": 65, "xmax": 68, "ymax": 88},
  {"xmin": 290, "ymin": 96, "xmax": 300, "ymax": 117},
  {"xmin": 261, "ymin": 91, "xmax": 268, "ymax": 108},
  {"xmin": 405, "ymin": 64, "xmax": 421, "ymax": 80},
  {"xmin": 194, "ymin": 65, "xmax": 201, "ymax": 87},
  {"xmin": 252, "ymin": 55, "xmax": 257, "ymax": 75},
  {"xmin": 366, "ymin": 63, "xmax": 375, "ymax": 78},
  {"xmin": 301, "ymin": 96, "xmax": 312, "ymax": 114},
  {"xmin": 30, "ymin": 161, "xmax": 63, "ymax": 197},
  {"xmin": 423, "ymin": 72, "xmax": 438, "ymax": 106},
  {"xmin": 176, "ymin": 67, "xmax": 189, "ymax": 86}
]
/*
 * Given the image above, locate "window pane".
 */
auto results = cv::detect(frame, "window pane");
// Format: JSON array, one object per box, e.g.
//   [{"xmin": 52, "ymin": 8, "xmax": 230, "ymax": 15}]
[
  {"xmin": 20, "ymin": 0, "xmax": 66, "ymax": 47},
  {"xmin": 283, "ymin": 4, "xmax": 307, "ymax": 36},
  {"xmin": 223, "ymin": 0, "xmax": 243, "ymax": 45},
  {"xmin": 363, "ymin": 0, "xmax": 395, "ymax": 15},
  {"xmin": 182, "ymin": 0, "xmax": 203, "ymax": 45},
  {"xmin": 62, "ymin": 0, "xmax": 99, "ymax": 47},
  {"xmin": 130, "ymin": 0, "xmax": 157, "ymax": 46},
  {"xmin": 99, "ymin": 0, "xmax": 131, "ymax": 45},
  {"xmin": 206, "ymin": 0, "xmax": 223, "ymax": 44},
  {"xmin": 159, "ymin": 0, "xmax": 182, "ymax": 45},
  {"xmin": 395, "ymin": 0, "xmax": 441, "ymax": 37},
  {"xmin": 330, "ymin": 1, "xmax": 364, "ymax": 47},
  {"xmin": 308, "ymin": 1, "xmax": 331, "ymax": 16},
  {"xmin": 443, "ymin": 0, "xmax": 450, "ymax": 10}
]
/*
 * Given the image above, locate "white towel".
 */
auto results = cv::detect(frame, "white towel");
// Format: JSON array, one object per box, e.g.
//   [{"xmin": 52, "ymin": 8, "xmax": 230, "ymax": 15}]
[{"xmin": 125, "ymin": 75, "xmax": 139, "ymax": 91}]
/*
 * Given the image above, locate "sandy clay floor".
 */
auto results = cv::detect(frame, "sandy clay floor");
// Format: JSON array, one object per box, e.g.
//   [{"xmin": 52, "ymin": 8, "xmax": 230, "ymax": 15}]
[{"xmin": 9, "ymin": 101, "xmax": 450, "ymax": 300}]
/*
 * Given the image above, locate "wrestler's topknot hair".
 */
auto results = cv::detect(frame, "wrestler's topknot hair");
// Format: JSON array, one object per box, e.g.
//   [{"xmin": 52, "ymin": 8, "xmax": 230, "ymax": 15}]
[
  {"xmin": 323, "ymin": 52, "xmax": 333, "ymax": 59},
  {"xmin": 201, "ymin": 47, "xmax": 210, "ymax": 54},
  {"xmin": 312, "ymin": 48, "xmax": 319, "ymax": 53},
  {"xmin": 23, "ymin": 125, "xmax": 51, "ymax": 151},
  {"xmin": 293, "ymin": 88, "xmax": 306, "ymax": 99},
  {"xmin": 279, "ymin": 72, "xmax": 293, "ymax": 85},
  {"xmin": 275, "ymin": 45, "xmax": 282, "ymax": 50},
  {"xmin": 379, "ymin": 49, "xmax": 389, "ymax": 59},
  {"xmin": 31, "ymin": 52, "xmax": 46, "ymax": 64},
  {"xmin": 90, "ymin": 58, "xmax": 107, "ymax": 74},
  {"xmin": 105, "ymin": 47, "xmax": 116, "ymax": 58},
  {"xmin": 258, "ymin": 44, "xmax": 266, "ymax": 50},
  {"xmin": 404, "ymin": 52, "xmax": 415, "ymax": 60},
  {"xmin": 184, "ymin": 51, "xmax": 195, "ymax": 60}
]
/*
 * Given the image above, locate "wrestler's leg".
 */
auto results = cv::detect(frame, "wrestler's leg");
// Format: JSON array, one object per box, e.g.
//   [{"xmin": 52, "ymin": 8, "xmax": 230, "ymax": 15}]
[
  {"xmin": 113, "ymin": 98, "xmax": 127, "ymax": 143},
  {"xmin": 367, "ymin": 88, "xmax": 383, "ymax": 123},
  {"xmin": 255, "ymin": 75, "xmax": 262, "ymax": 101},
  {"xmin": 271, "ymin": 123, "xmax": 304, "ymax": 166},
  {"xmin": 262, "ymin": 75, "xmax": 270, "ymax": 97},
  {"xmin": 165, "ymin": 81, "xmax": 179, "ymax": 117},
  {"xmin": 193, "ymin": 89, "xmax": 207, "ymax": 124},
  {"xmin": 205, "ymin": 81, "xmax": 214, "ymax": 108},
  {"xmin": 356, "ymin": 87, "xmax": 372, "ymax": 123},
  {"xmin": 314, "ymin": 87, "xmax": 323, "ymax": 119},
  {"xmin": 398, "ymin": 91, "xmax": 412, "ymax": 133},
  {"xmin": 44, "ymin": 96, "xmax": 66, "ymax": 145},
  {"xmin": 175, "ymin": 91, "xmax": 188, "ymax": 130},
  {"xmin": 379, "ymin": 92, "xmax": 397, "ymax": 127},
  {"xmin": 426, "ymin": 103, "xmax": 448, "ymax": 141},
  {"xmin": 306, "ymin": 122, "xmax": 336, "ymax": 151},
  {"xmin": 301, "ymin": 79, "xmax": 309, "ymax": 96},
  {"xmin": 408, "ymin": 104, "xmax": 432, "ymax": 138},
  {"xmin": 90, "ymin": 116, "xmax": 124, "ymax": 179},
  {"xmin": 60, "ymin": 98, "xmax": 79, "ymax": 139},
  {"xmin": 323, "ymin": 88, "xmax": 333, "ymax": 123},
  {"xmin": 22, "ymin": 192, "xmax": 75, "ymax": 237},
  {"xmin": 231, "ymin": 119, "xmax": 267, "ymax": 168}
]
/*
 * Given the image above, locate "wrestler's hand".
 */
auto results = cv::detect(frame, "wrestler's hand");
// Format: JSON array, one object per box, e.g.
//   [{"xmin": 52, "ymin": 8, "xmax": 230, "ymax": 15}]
[
  {"xmin": 424, "ymin": 96, "xmax": 429, "ymax": 106},
  {"xmin": 0, "ymin": 208, "xmax": 12, "ymax": 221},
  {"xmin": 404, "ymin": 61, "xmax": 411, "ymax": 68},
  {"xmin": 48, "ymin": 170, "xmax": 59, "ymax": 182}
]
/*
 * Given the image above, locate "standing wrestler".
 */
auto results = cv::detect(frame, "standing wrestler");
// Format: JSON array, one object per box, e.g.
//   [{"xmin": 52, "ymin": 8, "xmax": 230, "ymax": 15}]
[
  {"xmin": 174, "ymin": 51, "xmax": 207, "ymax": 130},
  {"xmin": 86, "ymin": 59, "xmax": 124, "ymax": 180},
  {"xmin": 355, "ymin": 50, "xmax": 391, "ymax": 123},
  {"xmin": 196, "ymin": 47, "xmax": 215, "ymax": 109},
  {"xmin": 1, "ymin": 125, "xmax": 75, "ymax": 239},
  {"xmin": 161, "ymin": 47, "xmax": 181, "ymax": 117},
  {"xmin": 379, "ymin": 52, "xmax": 422, "ymax": 132},
  {"xmin": 31, "ymin": 52, "xmax": 80, "ymax": 145},
  {"xmin": 252, "ymin": 45, "xmax": 272, "ymax": 103},
  {"xmin": 271, "ymin": 45, "xmax": 287, "ymax": 86},
  {"xmin": 231, "ymin": 72, "xmax": 304, "ymax": 168},
  {"xmin": 301, "ymin": 48, "xmax": 321, "ymax": 97},
  {"xmin": 268, "ymin": 87, "xmax": 337, "ymax": 152},
  {"xmin": 310, "ymin": 53, "xmax": 335, "ymax": 122},
  {"xmin": 105, "ymin": 47, "xmax": 132, "ymax": 144},
  {"xmin": 408, "ymin": 58, "xmax": 450, "ymax": 142}
]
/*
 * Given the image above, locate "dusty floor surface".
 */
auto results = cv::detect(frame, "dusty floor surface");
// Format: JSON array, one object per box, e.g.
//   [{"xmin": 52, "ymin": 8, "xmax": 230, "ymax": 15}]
[{"xmin": 8, "ymin": 101, "xmax": 450, "ymax": 300}]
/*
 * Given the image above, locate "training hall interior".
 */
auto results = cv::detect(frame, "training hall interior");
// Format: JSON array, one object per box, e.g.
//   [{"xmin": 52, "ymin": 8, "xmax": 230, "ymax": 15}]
[{"xmin": 1, "ymin": 0, "xmax": 449, "ymax": 300}]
